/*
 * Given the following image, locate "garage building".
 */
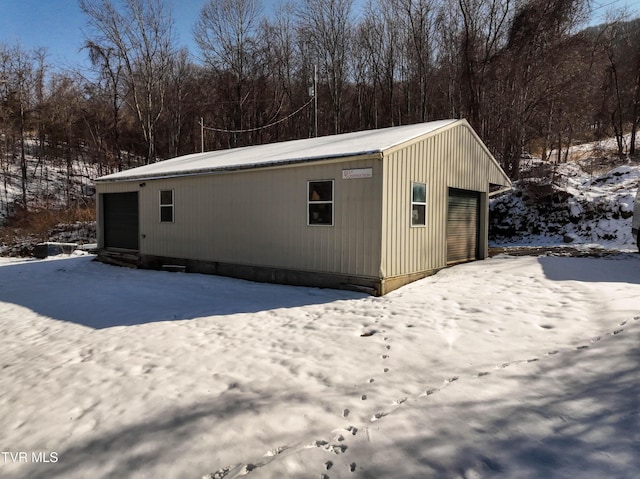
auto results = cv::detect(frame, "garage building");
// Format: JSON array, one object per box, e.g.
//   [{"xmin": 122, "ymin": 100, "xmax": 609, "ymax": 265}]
[{"xmin": 95, "ymin": 119, "xmax": 511, "ymax": 295}]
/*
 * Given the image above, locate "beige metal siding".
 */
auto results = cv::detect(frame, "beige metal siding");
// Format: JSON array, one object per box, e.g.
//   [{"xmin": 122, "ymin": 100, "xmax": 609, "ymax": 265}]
[
  {"xmin": 99, "ymin": 158, "xmax": 383, "ymax": 278},
  {"xmin": 381, "ymin": 122, "xmax": 500, "ymax": 277}
]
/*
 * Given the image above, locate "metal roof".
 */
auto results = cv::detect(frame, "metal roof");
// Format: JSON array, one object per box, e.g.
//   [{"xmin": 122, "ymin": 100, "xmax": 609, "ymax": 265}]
[{"xmin": 96, "ymin": 119, "xmax": 458, "ymax": 182}]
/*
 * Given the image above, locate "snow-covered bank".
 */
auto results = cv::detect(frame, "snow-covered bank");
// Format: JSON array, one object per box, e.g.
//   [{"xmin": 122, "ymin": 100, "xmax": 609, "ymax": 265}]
[
  {"xmin": 490, "ymin": 157, "xmax": 640, "ymax": 249},
  {"xmin": 0, "ymin": 252, "xmax": 638, "ymax": 478}
]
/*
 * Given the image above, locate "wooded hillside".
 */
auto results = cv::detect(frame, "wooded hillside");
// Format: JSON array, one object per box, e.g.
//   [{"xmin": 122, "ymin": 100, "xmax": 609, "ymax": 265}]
[{"xmin": 1, "ymin": 0, "xmax": 640, "ymax": 218}]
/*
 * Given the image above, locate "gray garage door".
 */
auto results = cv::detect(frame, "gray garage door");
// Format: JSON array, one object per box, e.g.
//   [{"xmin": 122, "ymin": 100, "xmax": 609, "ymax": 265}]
[
  {"xmin": 103, "ymin": 192, "xmax": 139, "ymax": 250},
  {"xmin": 447, "ymin": 188, "xmax": 480, "ymax": 264}
]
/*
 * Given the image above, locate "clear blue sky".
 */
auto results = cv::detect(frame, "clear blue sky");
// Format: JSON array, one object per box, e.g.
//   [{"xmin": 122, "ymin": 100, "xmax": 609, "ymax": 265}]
[
  {"xmin": 0, "ymin": 0, "xmax": 208, "ymax": 70},
  {"xmin": 0, "ymin": 0, "xmax": 638, "ymax": 72}
]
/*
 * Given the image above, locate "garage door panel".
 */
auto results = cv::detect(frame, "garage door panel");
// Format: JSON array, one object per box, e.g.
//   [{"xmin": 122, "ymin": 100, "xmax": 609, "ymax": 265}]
[
  {"xmin": 103, "ymin": 192, "xmax": 139, "ymax": 250},
  {"xmin": 447, "ymin": 189, "xmax": 479, "ymax": 264}
]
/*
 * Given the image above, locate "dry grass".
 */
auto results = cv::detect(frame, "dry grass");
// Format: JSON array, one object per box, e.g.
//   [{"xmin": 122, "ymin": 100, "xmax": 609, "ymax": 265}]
[{"xmin": 0, "ymin": 203, "xmax": 96, "ymax": 244}]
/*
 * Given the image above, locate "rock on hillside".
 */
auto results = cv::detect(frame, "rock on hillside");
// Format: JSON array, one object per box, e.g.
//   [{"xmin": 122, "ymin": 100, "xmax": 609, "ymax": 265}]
[{"xmin": 490, "ymin": 157, "xmax": 640, "ymax": 248}]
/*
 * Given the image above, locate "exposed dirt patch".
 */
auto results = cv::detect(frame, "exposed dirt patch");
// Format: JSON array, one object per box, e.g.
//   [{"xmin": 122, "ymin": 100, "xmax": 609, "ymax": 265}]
[{"xmin": 489, "ymin": 245, "xmax": 626, "ymax": 258}]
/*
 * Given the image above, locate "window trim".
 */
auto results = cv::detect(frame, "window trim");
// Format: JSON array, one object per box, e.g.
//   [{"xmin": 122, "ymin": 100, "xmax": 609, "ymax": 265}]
[
  {"xmin": 307, "ymin": 179, "xmax": 334, "ymax": 226},
  {"xmin": 159, "ymin": 189, "xmax": 174, "ymax": 223},
  {"xmin": 411, "ymin": 181, "xmax": 427, "ymax": 227}
]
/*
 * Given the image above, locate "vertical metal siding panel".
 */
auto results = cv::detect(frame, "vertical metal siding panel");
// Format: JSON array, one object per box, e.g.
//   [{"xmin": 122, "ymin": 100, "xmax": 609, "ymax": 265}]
[
  {"xmin": 392, "ymin": 153, "xmax": 399, "ymax": 276},
  {"xmin": 430, "ymin": 134, "xmax": 441, "ymax": 271},
  {"xmin": 399, "ymin": 150, "xmax": 405, "ymax": 276},
  {"xmin": 436, "ymin": 132, "xmax": 448, "ymax": 269},
  {"xmin": 387, "ymin": 151, "xmax": 397, "ymax": 277},
  {"xmin": 378, "ymin": 122, "xmax": 501, "ymax": 279},
  {"xmin": 411, "ymin": 143, "xmax": 418, "ymax": 273},
  {"xmin": 395, "ymin": 150, "xmax": 406, "ymax": 276},
  {"xmin": 101, "ymin": 158, "xmax": 383, "ymax": 279},
  {"xmin": 141, "ymin": 183, "xmax": 154, "ymax": 256},
  {"xmin": 413, "ymin": 141, "xmax": 420, "ymax": 272},
  {"xmin": 427, "ymin": 136, "xmax": 438, "ymax": 270},
  {"xmin": 419, "ymin": 140, "xmax": 428, "ymax": 271},
  {"xmin": 380, "ymin": 156, "xmax": 388, "ymax": 278},
  {"xmin": 415, "ymin": 141, "xmax": 424, "ymax": 272},
  {"xmin": 393, "ymin": 150, "xmax": 401, "ymax": 276},
  {"xmin": 385, "ymin": 154, "xmax": 394, "ymax": 276},
  {"xmin": 212, "ymin": 164, "xmax": 380, "ymax": 275}
]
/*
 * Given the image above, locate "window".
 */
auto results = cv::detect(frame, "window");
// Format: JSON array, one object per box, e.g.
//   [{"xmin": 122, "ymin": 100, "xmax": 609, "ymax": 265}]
[
  {"xmin": 411, "ymin": 182, "xmax": 426, "ymax": 226},
  {"xmin": 308, "ymin": 180, "xmax": 334, "ymax": 226},
  {"xmin": 160, "ymin": 190, "xmax": 174, "ymax": 223}
]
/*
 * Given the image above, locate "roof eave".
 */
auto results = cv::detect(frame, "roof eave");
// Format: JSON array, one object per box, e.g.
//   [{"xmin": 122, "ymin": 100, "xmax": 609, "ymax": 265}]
[{"xmin": 95, "ymin": 151, "xmax": 384, "ymax": 183}]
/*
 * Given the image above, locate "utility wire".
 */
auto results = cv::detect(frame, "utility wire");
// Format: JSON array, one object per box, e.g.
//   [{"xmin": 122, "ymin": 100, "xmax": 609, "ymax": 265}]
[{"xmin": 200, "ymin": 97, "xmax": 314, "ymax": 134}]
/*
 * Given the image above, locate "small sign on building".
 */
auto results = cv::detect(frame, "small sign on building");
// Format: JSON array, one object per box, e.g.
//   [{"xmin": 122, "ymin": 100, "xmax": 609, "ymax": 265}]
[{"xmin": 342, "ymin": 168, "xmax": 373, "ymax": 180}]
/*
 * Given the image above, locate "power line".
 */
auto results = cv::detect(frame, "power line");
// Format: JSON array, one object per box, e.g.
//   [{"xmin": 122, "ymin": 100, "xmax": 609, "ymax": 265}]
[{"xmin": 199, "ymin": 97, "xmax": 314, "ymax": 135}]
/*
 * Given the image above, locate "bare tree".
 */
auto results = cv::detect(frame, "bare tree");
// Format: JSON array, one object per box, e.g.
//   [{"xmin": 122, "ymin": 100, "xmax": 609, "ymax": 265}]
[
  {"xmin": 80, "ymin": 0, "xmax": 177, "ymax": 163},
  {"xmin": 44, "ymin": 73, "xmax": 85, "ymax": 206},
  {"xmin": 498, "ymin": 0, "xmax": 590, "ymax": 177},
  {"xmin": 457, "ymin": 0, "xmax": 513, "ymax": 130},
  {"xmin": 0, "ymin": 44, "xmax": 36, "ymax": 207},
  {"xmin": 194, "ymin": 0, "xmax": 262, "ymax": 145},
  {"xmin": 260, "ymin": 1, "xmax": 307, "ymax": 139},
  {"xmin": 393, "ymin": 0, "xmax": 440, "ymax": 122},
  {"xmin": 297, "ymin": 0, "xmax": 354, "ymax": 134},
  {"xmin": 356, "ymin": 0, "xmax": 402, "ymax": 128},
  {"xmin": 163, "ymin": 48, "xmax": 197, "ymax": 158},
  {"xmin": 85, "ymin": 41, "xmax": 125, "ymax": 170}
]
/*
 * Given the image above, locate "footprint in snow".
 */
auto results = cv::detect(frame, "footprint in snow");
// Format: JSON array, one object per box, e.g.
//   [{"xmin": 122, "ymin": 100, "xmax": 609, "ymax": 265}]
[
  {"xmin": 444, "ymin": 376, "xmax": 459, "ymax": 384},
  {"xmin": 383, "ymin": 368, "xmax": 389, "ymax": 373},
  {"xmin": 342, "ymin": 408, "xmax": 350, "ymax": 418},
  {"xmin": 264, "ymin": 446, "xmax": 288, "ymax": 457},
  {"xmin": 324, "ymin": 460, "xmax": 333, "ymax": 470},
  {"xmin": 381, "ymin": 354, "xmax": 389, "ymax": 359},
  {"xmin": 349, "ymin": 462, "xmax": 357, "ymax": 472},
  {"xmin": 473, "ymin": 371, "xmax": 490, "ymax": 378},
  {"xmin": 347, "ymin": 425, "xmax": 358, "ymax": 436},
  {"xmin": 324, "ymin": 444, "xmax": 347, "ymax": 455},
  {"xmin": 360, "ymin": 329, "xmax": 377, "ymax": 337},
  {"xmin": 613, "ymin": 329, "xmax": 624, "ymax": 335},
  {"xmin": 371, "ymin": 412, "xmax": 387, "ymax": 422},
  {"xmin": 620, "ymin": 320, "xmax": 627, "ymax": 326},
  {"xmin": 576, "ymin": 345, "xmax": 589, "ymax": 350},
  {"xmin": 233, "ymin": 464, "xmax": 256, "ymax": 475},
  {"xmin": 204, "ymin": 466, "xmax": 231, "ymax": 479},
  {"xmin": 312, "ymin": 440, "xmax": 348, "ymax": 455}
]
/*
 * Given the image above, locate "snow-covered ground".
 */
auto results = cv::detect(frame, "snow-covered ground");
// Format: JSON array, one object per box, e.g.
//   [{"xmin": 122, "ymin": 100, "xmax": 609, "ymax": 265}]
[
  {"xmin": 1, "ymin": 137, "xmax": 639, "ymax": 478},
  {"xmin": 0, "ymin": 249, "xmax": 638, "ymax": 479}
]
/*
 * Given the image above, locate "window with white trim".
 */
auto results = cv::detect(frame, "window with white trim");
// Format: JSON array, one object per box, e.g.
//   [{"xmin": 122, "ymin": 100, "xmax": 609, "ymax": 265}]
[
  {"xmin": 411, "ymin": 182, "xmax": 426, "ymax": 226},
  {"xmin": 160, "ymin": 190, "xmax": 174, "ymax": 223},
  {"xmin": 308, "ymin": 180, "xmax": 334, "ymax": 226}
]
